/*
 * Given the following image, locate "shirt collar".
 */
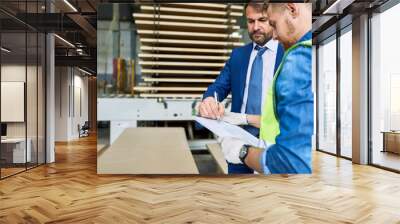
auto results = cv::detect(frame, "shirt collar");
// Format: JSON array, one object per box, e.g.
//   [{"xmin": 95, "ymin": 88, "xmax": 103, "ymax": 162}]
[
  {"xmin": 253, "ymin": 39, "xmax": 278, "ymax": 53},
  {"xmin": 297, "ymin": 30, "xmax": 312, "ymax": 43}
]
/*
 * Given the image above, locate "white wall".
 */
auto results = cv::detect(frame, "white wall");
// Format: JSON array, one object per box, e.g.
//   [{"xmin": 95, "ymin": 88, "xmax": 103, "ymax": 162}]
[
  {"xmin": 1, "ymin": 65, "xmax": 37, "ymax": 138},
  {"xmin": 1, "ymin": 63, "xmax": 46, "ymax": 163},
  {"xmin": 1, "ymin": 82, "xmax": 25, "ymax": 122},
  {"xmin": 55, "ymin": 67, "xmax": 69, "ymax": 141},
  {"xmin": 72, "ymin": 73, "xmax": 89, "ymax": 138},
  {"xmin": 1, "ymin": 65, "xmax": 26, "ymax": 82},
  {"xmin": 55, "ymin": 67, "xmax": 89, "ymax": 141},
  {"xmin": 1, "ymin": 65, "xmax": 26, "ymax": 126}
]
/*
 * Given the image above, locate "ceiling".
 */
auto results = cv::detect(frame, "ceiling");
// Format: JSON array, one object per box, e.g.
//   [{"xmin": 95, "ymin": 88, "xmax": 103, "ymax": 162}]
[
  {"xmin": 1, "ymin": 0, "xmax": 397, "ymax": 73},
  {"xmin": 312, "ymin": 0, "xmax": 391, "ymax": 43},
  {"xmin": 0, "ymin": 0, "xmax": 99, "ymax": 73}
]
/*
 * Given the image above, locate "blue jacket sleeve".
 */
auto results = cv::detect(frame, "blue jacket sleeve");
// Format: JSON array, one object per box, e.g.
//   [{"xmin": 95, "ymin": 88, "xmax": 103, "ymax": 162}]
[
  {"xmin": 202, "ymin": 50, "xmax": 235, "ymax": 100},
  {"xmin": 262, "ymin": 46, "xmax": 314, "ymax": 174}
]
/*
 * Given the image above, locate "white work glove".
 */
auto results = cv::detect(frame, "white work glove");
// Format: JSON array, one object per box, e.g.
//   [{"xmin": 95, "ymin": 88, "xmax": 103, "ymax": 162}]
[
  {"xmin": 220, "ymin": 137, "xmax": 246, "ymax": 164},
  {"xmin": 222, "ymin": 112, "xmax": 248, "ymax": 125}
]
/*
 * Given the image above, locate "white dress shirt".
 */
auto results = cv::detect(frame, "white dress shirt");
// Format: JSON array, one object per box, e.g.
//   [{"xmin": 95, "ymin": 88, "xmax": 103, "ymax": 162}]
[{"xmin": 240, "ymin": 39, "xmax": 279, "ymax": 113}]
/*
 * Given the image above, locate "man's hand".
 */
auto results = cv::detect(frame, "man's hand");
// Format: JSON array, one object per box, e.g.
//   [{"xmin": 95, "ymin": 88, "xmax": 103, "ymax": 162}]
[
  {"xmin": 220, "ymin": 137, "xmax": 245, "ymax": 164},
  {"xmin": 221, "ymin": 112, "xmax": 248, "ymax": 125},
  {"xmin": 198, "ymin": 96, "xmax": 224, "ymax": 119}
]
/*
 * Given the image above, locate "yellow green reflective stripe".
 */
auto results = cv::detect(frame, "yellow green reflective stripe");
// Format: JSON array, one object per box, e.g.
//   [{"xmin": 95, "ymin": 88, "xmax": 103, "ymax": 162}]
[{"xmin": 260, "ymin": 40, "xmax": 312, "ymax": 144}]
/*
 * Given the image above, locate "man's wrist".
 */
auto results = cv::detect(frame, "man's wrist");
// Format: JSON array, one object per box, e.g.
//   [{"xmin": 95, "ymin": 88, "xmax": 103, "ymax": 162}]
[{"xmin": 244, "ymin": 147, "xmax": 264, "ymax": 173}]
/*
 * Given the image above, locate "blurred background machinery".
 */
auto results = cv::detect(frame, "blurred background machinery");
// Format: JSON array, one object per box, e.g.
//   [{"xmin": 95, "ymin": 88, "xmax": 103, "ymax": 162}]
[{"xmin": 97, "ymin": 3, "xmax": 246, "ymax": 147}]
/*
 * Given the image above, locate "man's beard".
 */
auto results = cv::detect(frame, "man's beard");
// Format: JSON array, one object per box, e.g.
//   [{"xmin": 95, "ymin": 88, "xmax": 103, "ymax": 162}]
[{"xmin": 249, "ymin": 31, "xmax": 272, "ymax": 46}]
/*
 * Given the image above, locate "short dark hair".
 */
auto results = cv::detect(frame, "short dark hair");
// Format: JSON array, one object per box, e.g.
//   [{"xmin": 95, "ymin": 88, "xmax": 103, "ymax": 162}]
[{"xmin": 244, "ymin": 0, "xmax": 266, "ymax": 13}]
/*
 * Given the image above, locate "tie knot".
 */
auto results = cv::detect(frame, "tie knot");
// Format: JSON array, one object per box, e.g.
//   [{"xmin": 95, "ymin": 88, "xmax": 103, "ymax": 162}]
[{"xmin": 255, "ymin": 45, "xmax": 267, "ymax": 56}]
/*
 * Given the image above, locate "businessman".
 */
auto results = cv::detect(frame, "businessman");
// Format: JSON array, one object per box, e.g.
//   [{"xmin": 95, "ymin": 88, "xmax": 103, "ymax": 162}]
[
  {"xmin": 198, "ymin": 1, "xmax": 284, "ymax": 174},
  {"xmin": 221, "ymin": 2, "xmax": 314, "ymax": 174}
]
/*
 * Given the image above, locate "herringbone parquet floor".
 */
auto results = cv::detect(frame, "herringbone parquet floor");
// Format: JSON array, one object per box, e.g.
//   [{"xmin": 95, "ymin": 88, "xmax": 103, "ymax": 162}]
[{"xmin": 1, "ymin": 135, "xmax": 400, "ymax": 223}]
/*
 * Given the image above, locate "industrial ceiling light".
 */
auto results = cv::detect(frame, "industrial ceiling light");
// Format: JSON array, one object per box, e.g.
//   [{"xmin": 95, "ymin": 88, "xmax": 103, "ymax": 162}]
[
  {"xmin": 322, "ymin": 0, "xmax": 355, "ymax": 15},
  {"xmin": 63, "ymin": 0, "xmax": 78, "ymax": 12},
  {"xmin": 54, "ymin": 34, "xmax": 75, "ymax": 48},
  {"xmin": 1, "ymin": 47, "xmax": 11, "ymax": 53},
  {"xmin": 76, "ymin": 48, "xmax": 86, "ymax": 55},
  {"xmin": 78, "ymin": 67, "xmax": 93, "ymax": 76}
]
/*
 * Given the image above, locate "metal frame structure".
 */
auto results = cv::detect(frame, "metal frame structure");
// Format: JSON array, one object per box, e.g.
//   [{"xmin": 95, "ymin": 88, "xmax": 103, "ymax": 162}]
[
  {"xmin": 97, "ymin": 98, "xmax": 228, "ymax": 150},
  {"xmin": 0, "ymin": 0, "xmax": 48, "ymax": 180}
]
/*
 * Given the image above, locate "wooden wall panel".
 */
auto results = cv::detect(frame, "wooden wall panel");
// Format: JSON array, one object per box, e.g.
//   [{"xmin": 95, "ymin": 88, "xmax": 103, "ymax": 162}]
[
  {"xmin": 138, "ymin": 53, "xmax": 229, "ymax": 61},
  {"xmin": 140, "ymin": 5, "xmax": 243, "ymax": 17},
  {"xmin": 135, "ymin": 20, "xmax": 240, "ymax": 32},
  {"xmin": 134, "ymin": 13, "xmax": 237, "ymax": 24},
  {"xmin": 142, "ymin": 78, "xmax": 215, "ymax": 83},
  {"xmin": 140, "ymin": 46, "xmax": 232, "ymax": 54},
  {"xmin": 133, "ymin": 3, "xmax": 244, "ymax": 98}
]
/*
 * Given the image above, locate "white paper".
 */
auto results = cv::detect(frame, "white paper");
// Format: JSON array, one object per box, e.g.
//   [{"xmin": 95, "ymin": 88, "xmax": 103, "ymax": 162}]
[{"xmin": 195, "ymin": 116, "xmax": 265, "ymax": 148}]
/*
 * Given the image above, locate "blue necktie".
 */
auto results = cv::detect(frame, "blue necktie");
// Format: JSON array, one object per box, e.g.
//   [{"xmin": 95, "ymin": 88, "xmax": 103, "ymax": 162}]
[{"xmin": 244, "ymin": 45, "xmax": 267, "ymax": 137}]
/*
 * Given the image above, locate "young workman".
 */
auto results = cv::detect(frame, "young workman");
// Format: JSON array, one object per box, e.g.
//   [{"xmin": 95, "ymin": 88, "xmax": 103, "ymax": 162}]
[{"xmin": 222, "ymin": 2, "xmax": 314, "ymax": 174}]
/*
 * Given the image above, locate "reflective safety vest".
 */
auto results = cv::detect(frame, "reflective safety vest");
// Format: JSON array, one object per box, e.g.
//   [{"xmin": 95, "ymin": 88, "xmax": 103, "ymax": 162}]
[{"xmin": 259, "ymin": 40, "xmax": 312, "ymax": 144}]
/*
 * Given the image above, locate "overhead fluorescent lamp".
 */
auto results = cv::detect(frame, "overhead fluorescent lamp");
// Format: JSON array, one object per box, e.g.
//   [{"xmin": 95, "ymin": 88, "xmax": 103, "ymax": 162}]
[
  {"xmin": 1, "ymin": 47, "xmax": 11, "ymax": 53},
  {"xmin": 78, "ymin": 67, "xmax": 93, "ymax": 76},
  {"xmin": 323, "ymin": 0, "xmax": 355, "ymax": 15},
  {"xmin": 54, "ymin": 34, "xmax": 75, "ymax": 48},
  {"xmin": 63, "ymin": 0, "xmax": 78, "ymax": 12}
]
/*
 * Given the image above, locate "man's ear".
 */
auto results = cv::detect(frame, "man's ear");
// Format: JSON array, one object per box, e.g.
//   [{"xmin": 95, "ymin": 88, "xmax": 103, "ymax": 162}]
[{"xmin": 285, "ymin": 3, "xmax": 299, "ymax": 18}]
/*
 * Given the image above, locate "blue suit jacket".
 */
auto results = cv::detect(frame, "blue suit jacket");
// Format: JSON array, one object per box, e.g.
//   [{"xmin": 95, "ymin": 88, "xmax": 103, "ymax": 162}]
[{"xmin": 203, "ymin": 42, "xmax": 285, "ymax": 112}]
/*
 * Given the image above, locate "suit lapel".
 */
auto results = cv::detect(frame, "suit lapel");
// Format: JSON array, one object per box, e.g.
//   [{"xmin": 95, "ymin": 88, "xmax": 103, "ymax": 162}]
[{"xmin": 239, "ymin": 43, "xmax": 253, "ymax": 102}]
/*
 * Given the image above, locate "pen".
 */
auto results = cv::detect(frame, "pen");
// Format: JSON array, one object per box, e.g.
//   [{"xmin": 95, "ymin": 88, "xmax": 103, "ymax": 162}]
[{"xmin": 214, "ymin": 91, "xmax": 220, "ymax": 120}]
